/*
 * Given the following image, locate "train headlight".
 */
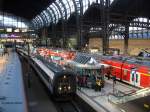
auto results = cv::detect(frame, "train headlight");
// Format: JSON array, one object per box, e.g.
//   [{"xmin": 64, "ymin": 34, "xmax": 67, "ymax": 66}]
[
  {"xmin": 64, "ymin": 75, "xmax": 66, "ymax": 79},
  {"xmin": 68, "ymin": 86, "xmax": 71, "ymax": 90},
  {"xmin": 59, "ymin": 87, "xmax": 62, "ymax": 91}
]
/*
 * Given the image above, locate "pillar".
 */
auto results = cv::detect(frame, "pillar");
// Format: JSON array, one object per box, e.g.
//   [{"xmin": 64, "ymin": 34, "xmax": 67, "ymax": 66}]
[
  {"xmin": 124, "ymin": 24, "xmax": 129, "ymax": 55},
  {"xmin": 101, "ymin": 0, "xmax": 110, "ymax": 55}
]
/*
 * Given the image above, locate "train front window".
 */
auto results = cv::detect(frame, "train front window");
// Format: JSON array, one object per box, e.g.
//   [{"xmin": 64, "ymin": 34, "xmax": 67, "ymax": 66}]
[{"xmin": 58, "ymin": 75, "xmax": 72, "ymax": 93}]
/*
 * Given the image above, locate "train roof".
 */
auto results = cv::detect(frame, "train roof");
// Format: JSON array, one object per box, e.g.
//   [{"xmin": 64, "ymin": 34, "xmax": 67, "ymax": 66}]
[
  {"xmin": 104, "ymin": 55, "xmax": 150, "ymax": 67},
  {"xmin": 35, "ymin": 55, "xmax": 74, "ymax": 74}
]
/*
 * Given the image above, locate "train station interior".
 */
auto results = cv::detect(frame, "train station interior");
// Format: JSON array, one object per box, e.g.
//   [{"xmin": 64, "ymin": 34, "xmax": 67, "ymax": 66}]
[{"xmin": 0, "ymin": 0, "xmax": 150, "ymax": 112}]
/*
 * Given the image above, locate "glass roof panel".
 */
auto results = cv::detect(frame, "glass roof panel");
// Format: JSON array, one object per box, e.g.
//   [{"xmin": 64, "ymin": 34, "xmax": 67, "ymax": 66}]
[
  {"xmin": 55, "ymin": 0, "xmax": 65, "ymax": 19},
  {"xmin": 47, "ymin": 7, "xmax": 56, "ymax": 23},
  {"xmin": 43, "ymin": 10, "xmax": 51, "ymax": 24},
  {"xmin": 62, "ymin": 0, "xmax": 71, "ymax": 19},
  {"xmin": 41, "ymin": 12, "xmax": 48, "ymax": 25},
  {"xmin": 51, "ymin": 3, "xmax": 61, "ymax": 21}
]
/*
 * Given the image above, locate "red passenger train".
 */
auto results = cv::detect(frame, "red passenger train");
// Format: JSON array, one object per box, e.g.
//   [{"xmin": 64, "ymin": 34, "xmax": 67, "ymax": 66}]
[{"xmin": 102, "ymin": 56, "xmax": 150, "ymax": 88}]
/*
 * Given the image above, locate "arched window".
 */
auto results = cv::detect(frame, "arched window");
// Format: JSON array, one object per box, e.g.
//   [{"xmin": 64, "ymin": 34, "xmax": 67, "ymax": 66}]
[{"xmin": 129, "ymin": 17, "xmax": 150, "ymax": 39}]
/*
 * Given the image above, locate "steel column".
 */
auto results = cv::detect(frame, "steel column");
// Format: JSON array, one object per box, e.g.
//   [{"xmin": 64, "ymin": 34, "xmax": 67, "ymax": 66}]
[{"xmin": 124, "ymin": 24, "xmax": 129, "ymax": 54}]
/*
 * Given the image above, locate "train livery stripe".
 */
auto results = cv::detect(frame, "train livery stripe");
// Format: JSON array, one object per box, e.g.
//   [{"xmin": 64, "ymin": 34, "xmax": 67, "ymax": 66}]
[
  {"xmin": 111, "ymin": 65, "xmax": 150, "ymax": 77},
  {"xmin": 32, "ymin": 57, "xmax": 54, "ymax": 79}
]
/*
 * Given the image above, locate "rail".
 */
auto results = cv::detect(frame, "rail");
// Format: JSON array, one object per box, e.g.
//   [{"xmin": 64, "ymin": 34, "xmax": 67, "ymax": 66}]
[
  {"xmin": 108, "ymin": 87, "xmax": 150, "ymax": 104},
  {"xmin": 55, "ymin": 100, "xmax": 81, "ymax": 112}
]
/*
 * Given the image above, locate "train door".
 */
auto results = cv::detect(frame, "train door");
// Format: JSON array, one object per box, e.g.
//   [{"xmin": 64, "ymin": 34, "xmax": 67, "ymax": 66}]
[{"xmin": 130, "ymin": 69, "xmax": 141, "ymax": 87}]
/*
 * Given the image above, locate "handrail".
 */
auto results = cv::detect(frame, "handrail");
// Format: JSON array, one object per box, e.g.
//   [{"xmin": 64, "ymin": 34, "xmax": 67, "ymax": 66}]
[{"xmin": 108, "ymin": 87, "xmax": 150, "ymax": 104}]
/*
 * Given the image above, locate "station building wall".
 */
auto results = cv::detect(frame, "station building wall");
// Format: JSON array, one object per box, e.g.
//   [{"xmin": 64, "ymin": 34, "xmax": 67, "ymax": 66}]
[{"xmin": 89, "ymin": 38, "xmax": 150, "ymax": 55}]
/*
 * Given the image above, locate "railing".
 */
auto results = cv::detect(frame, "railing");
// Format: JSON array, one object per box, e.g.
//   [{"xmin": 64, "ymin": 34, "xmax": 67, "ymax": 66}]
[{"xmin": 108, "ymin": 87, "xmax": 150, "ymax": 104}]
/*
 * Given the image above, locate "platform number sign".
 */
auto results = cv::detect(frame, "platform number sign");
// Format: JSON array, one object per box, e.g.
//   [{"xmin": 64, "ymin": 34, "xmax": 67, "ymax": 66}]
[{"xmin": 130, "ymin": 68, "xmax": 140, "ymax": 86}]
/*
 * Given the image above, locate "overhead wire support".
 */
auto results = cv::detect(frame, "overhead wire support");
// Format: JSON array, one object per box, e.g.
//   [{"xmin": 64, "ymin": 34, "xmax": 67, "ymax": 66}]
[
  {"xmin": 101, "ymin": 0, "xmax": 110, "ymax": 55},
  {"xmin": 72, "ymin": 0, "xmax": 83, "ymax": 50}
]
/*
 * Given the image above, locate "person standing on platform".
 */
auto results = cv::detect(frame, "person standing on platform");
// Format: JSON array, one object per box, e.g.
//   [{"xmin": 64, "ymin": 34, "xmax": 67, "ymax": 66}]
[
  {"xmin": 3, "ymin": 46, "xmax": 9, "ymax": 56},
  {"xmin": 95, "ymin": 76, "xmax": 102, "ymax": 91}
]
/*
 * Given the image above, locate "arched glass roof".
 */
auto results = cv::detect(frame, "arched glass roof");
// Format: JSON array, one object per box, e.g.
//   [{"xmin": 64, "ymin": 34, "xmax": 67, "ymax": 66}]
[
  {"xmin": 32, "ymin": 0, "xmax": 74, "ymax": 27},
  {"xmin": 32, "ymin": 0, "xmax": 115, "ymax": 28},
  {"xmin": 0, "ymin": 13, "xmax": 28, "ymax": 28}
]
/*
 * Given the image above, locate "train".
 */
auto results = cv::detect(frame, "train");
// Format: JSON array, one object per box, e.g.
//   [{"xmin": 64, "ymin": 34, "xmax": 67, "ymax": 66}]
[
  {"xmin": 17, "ymin": 47, "xmax": 76, "ymax": 100},
  {"xmin": 101, "ymin": 56, "xmax": 150, "ymax": 88}
]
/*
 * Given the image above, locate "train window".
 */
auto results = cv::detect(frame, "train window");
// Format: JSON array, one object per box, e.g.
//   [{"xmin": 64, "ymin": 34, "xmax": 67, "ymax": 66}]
[
  {"xmin": 124, "ymin": 70, "xmax": 128, "ymax": 76},
  {"xmin": 35, "ymin": 63, "xmax": 49, "ymax": 82},
  {"xmin": 136, "ymin": 73, "xmax": 138, "ymax": 83},
  {"xmin": 131, "ymin": 71, "xmax": 135, "ymax": 81},
  {"xmin": 82, "ymin": 69, "xmax": 85, "ymax": 75},
  {"xmin": 135, "ymin": 60, "xmax": 142, "ymax": 65},
  {"xmin": 85, "ymin": 69, "xmax": 89, "ymax": 76},
  {"xmin": 77, "ymin": 68, "xmax": 83, "ymax": 75},
  {"xmin": 132, "ymin": 74, "xmax": 134, "ymax": 81},
  {"xmin": 86, "ymin": 69, "xmax": 91, "ymax": 76},
  {"xmin": 142, "ymin": 61, "xmax": 150, "ymax": 66},
  {"xmin": 126, "ymin": 59, "xmax": 136, "ymax": 64},
  {"xmin": 111, "ymin": 57, "xmax": 120, "ymax": 61},
  {"xmin": 94, "ymin": 69, "xmax": 98, "ymax": 75}
]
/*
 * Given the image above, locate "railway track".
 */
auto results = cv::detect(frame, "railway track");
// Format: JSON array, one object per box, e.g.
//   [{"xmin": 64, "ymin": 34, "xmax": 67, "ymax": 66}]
[
  {"xmin": 19, "ymin": 53, "xmax": 95, "ymax": 112},
  {"xmin": 55, "ymin": 100, "xmax": 81, "ymax": 112},
  {"xmin": 54, "ymin": 94, "xmax": 96, "ymax": 112}
]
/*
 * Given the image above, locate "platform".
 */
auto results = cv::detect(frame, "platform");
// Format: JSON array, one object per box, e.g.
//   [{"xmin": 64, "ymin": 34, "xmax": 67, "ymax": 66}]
[
  {"xmin": 76, "ymin": 78, "xmax": 139, "ymax": 112},
  {"xmin": 0, "ymin": 51, "xmax": 27, "ymax": 112}
]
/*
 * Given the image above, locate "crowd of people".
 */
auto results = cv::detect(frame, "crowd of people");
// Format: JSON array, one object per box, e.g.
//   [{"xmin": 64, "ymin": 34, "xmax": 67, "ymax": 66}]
[{"xmin": 76, "ymin": 72, "xmax": 105, "ymax": 91}]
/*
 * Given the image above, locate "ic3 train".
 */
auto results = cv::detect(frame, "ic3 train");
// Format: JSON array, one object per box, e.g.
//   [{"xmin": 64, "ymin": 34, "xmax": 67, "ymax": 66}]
[
  {"xmin": 17, "ymin": 48, "xmax": 76, "ymax": 100},
  {"xmin": 102, "ymin": 56, "xmax": 150, "ymax": 88}
]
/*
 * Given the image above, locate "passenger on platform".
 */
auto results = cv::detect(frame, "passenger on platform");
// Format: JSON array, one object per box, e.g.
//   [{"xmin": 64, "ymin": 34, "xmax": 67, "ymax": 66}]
[
  {"xmin": 90, "ymin": 75, "xmax": 96, "ymax": 89},
  {"xmin": 112, "ymin": 75, "xmax": 116, "ymax": 84},
  {"xmin": 107, "ymin": 66, "xmax": 113, "ymax": 80},
  {"xmin": 95, "ymin": 76, "xmax": 102, "ymax": 91},
  {"xmin": 82, "ymin": 75, "xmax": 87, "ymax": 87},
  {"xmin": 0, "ymin": 46, "xmax": 4, "ymax": 56},
  {"xmin": 3, "ymin": 46, "xmax": 9, "ymax": 56},
  {"xmin": 76, "ymin": 72, "xmax": 81, "ymax": 90}
]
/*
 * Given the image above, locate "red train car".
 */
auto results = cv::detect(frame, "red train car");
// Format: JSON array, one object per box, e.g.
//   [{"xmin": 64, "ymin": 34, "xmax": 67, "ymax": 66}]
[{"xmin": 102, "ymin": 56, "xmax": 150, "ymax": 88}]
